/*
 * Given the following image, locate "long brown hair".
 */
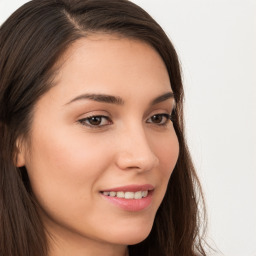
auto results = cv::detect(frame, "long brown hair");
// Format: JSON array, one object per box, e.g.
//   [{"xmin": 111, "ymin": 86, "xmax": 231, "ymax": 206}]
[{"xmin": 0, "ymin": 0, "xmax": 207, "ymax": 255}]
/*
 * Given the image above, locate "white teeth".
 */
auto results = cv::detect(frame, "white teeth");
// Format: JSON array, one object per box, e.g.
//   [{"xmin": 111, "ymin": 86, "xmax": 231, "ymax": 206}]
[
  {"xmin": 124, "ymin": 192, "xmax": 134, "ymax": 199},
  {"xmin": 142, "ymin": 191, "xmax": 148, "ymax": 197},
  {"xmin": 134, "ymin": 191, "xmax": 142, "ymax": 199},
  {"xmin": 109, "ymin": 192, "xmax": 116, "ymax": 197},
  {"xmin": 116, "ymin": 191, "xmax": 125, "ymax": 198},
  {"xmin": 102, "ymin": 190, "xmax": 148, "ymax": 199}
]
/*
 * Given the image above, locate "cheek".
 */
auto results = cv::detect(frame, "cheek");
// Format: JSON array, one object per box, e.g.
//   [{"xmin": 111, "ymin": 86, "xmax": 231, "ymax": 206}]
[
  {"xmin": 25, "ymin": 126, "xmax": 112, "ymax": 209},
  {"xmin": 28, "ymin": 126, "xmax": 109, "ymax": 179},
  {"xmin": 24, "ymin": 127, "xmax": 116, "ymax": 232},
  {"xmin": 155, "ymin": 132, "xmax": 179, "ymax": 175},
  {"xmin": 152, "ymin": 131, "xmax": 179, "ymax": 198}
]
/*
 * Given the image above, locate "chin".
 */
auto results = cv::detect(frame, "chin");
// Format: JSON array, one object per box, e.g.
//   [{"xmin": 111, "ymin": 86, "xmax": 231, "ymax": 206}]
[
  {"xmin": 113, "ymin": 232, "xmax": 151, "ymax": 246},
  {"xmin": 126, "ymin": 233, "xmax": 151, "ymax": 245},
  {"xmin": 109, "ymin": 220, "xmax": 154, "ymax": 246}
]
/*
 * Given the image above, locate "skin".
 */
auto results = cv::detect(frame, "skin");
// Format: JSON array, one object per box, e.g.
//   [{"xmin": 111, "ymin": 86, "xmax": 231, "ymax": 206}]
[{"xmin": 17, "ymin": 34, "xmax": 179, "ymax": 256}]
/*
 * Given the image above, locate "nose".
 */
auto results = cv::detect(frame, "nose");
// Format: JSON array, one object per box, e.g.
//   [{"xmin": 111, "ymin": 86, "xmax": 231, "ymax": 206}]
[{"xmin": 115, "ymin": 126, "xmax": 159, "ymax": 172}]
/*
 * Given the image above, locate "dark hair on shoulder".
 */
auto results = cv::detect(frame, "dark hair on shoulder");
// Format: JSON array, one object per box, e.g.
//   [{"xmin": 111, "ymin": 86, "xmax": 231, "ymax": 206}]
[{"xmin": 0, "ymin": 0, "xmax": 207, "ymax": 255}]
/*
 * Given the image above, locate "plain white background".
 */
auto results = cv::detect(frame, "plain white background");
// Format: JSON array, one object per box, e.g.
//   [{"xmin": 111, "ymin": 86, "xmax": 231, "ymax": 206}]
[{"xmin": 1, "ymin": 1, "xmax": 255, "ymax": 256}]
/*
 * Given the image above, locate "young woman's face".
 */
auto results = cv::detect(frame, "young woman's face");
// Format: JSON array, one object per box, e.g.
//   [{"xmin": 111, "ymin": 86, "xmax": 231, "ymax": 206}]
[{"xmin": 18, "ymin": 34, "xmax": 179, "ymax": 253}]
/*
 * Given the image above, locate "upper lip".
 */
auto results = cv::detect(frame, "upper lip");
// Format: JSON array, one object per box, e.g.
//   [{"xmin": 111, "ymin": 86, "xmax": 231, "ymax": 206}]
[{"xmin": 101, "ymin": 184, "xmax": 154, "ymax": 192}]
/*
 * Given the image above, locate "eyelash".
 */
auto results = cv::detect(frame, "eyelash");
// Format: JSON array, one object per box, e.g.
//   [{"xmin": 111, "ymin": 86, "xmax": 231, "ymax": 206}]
[
  {"xmin": 78, "ymin": 113, "xmax": 173, "ymax": 129},
  {"xmin": 147, "ymin": 113, "xmax": 172, "ymax": 126},
  {"xmin": 78, "ymin": 115, "xmax": 112, "ymax": 128}
]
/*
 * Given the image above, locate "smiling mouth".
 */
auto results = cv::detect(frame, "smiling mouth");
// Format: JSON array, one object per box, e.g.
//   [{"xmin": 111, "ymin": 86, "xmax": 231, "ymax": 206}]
[
  {"xmin": 100, "ymin": 185, "xmax": 154, "ymax": 211},
  {"xmin": 101, "ymin": 190, "xmax": 149, "ymax": 200}
]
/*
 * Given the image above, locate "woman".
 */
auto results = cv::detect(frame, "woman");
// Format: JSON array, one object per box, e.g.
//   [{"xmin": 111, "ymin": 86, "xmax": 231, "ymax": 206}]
[{"xmin": 0, "ymin": 0, "xmax": 207, "ymax": 255}]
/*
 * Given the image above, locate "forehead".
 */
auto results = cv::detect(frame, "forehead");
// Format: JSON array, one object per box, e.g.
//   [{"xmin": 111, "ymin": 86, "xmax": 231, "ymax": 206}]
[{"xmin": 48, "ymin": 34, "xmax": 172, "ymax": 104}]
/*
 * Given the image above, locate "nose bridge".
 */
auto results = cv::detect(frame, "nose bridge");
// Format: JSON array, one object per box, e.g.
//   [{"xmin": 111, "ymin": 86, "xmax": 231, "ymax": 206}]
[{"xmin": 115, "ymin": 122, "xmax": 159, "ymax": 171}]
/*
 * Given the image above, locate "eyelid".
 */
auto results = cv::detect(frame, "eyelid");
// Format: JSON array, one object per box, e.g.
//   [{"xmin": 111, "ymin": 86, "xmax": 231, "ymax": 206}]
[
  {"xmin": 79, "ymin": 115, "xmax": 111, "ymax": 127},
  {"xmin": 146, "ymin": 113, "xmax": 172, "ymax": 125},
  {"xmin": 146, "ymin": 107, "xmax": 174, "ymax": 118},
  {"xmin": 77, "ymin": 112, "xmax": 113, "ymax": 129}
]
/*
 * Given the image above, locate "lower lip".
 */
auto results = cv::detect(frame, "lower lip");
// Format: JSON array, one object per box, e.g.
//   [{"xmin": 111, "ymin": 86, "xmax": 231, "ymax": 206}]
[{"xmin": 101, "ymin": 192, "xmax": 153, "ymax": 212}]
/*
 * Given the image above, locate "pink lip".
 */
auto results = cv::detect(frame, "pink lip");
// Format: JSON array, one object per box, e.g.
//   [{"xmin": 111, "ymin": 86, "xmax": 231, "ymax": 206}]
[{"xmin": 100, "ymin": 184, "xmax": 154, "ymax": 212}]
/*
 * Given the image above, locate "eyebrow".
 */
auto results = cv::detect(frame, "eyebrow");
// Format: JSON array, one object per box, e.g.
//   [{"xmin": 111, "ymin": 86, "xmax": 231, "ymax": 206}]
[
  {"xmin": 66, "ymin": 91, "xmax": 175, "ymax": 106},
  {"xmin": 66, "ymin": 93, "xmax": 124, "ymax": 105},
  {"xmin": 150, "ymin": 91, "xmax": 174, "ymax": 105}
]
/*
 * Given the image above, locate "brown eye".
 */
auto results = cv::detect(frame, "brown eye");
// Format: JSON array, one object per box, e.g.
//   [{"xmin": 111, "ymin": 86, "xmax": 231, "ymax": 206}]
[
  {"xmin": 88, "ymin": 116, "xmax": 102, "ymax": 126},
  {"xmin": 78, "ymin": 115, "xmax": 112, "ymax": 128},
  {"xmin": 151, "ymin": 115, "xmax": 164, "ymax": 124},
  {"xmin": 147, "ymin": 114, "xmax": 171, "ymax": 126}
]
